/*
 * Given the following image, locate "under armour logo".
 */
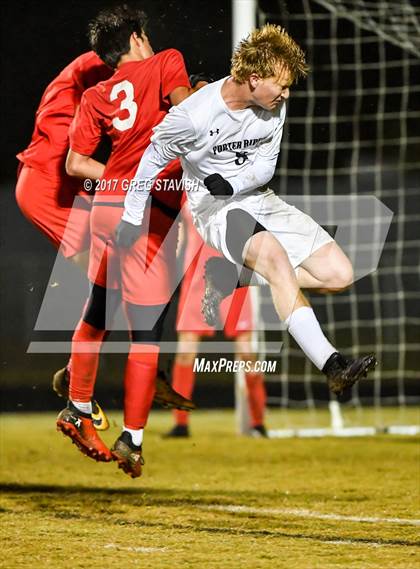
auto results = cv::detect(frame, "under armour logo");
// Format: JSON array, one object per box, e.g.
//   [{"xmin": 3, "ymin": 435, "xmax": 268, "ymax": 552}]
[
  {"xmin": 74, "ymin": 417, "xmax": 82, "ymax": 428},
  {"xmin": 209, "ymin": 129, "xmax": 220, "ymax": 136},
  {"xmin": 235, "ymin": 151, "xmax": 249, "ymax": 165}
]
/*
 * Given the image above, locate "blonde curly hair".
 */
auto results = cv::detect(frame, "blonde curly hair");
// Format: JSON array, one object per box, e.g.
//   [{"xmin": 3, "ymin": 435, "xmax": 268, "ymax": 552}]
[{"xmin": 231, "ymin": 23, "xmax": 308, "ymax": 84}]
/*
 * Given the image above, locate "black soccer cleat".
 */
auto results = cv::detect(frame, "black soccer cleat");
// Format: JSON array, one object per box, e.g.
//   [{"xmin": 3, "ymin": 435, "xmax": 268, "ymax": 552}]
[
  {"xmin": 249, "ymin": 425, "xmax": 269, "ymax": 438},
  {"xmin": 162, "ymin": 425, "xmax": 190, "ymax": 438},
  {"xmin": 111, "ymin": 431, "xmax": 144, "ymax": 479},
  {"xmin": 201, "ymin": 257, "xmax": 238, "ymax": 326},
  {"xmin": 52, "ymin": 367, "xmax": 110, "ymax": 431},
  {"xmin": 154, "ymin": 370, "xmax": 196, "ymax": 411},
  {"xmin": 323, "ymin": 352, "xmax": 377, "ymax": 395}
]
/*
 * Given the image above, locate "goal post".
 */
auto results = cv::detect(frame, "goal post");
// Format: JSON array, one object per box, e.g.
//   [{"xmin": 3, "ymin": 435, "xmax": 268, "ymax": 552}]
[{"xmin": 231, "ymin": 0, "xmax": 260, "ymax": 435}]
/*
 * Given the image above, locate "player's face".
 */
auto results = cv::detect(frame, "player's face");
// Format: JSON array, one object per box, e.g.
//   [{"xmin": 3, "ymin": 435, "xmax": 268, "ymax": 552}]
[{"xmin": 249, "ymin": 67, "xmax": 292, "ymax": 111}]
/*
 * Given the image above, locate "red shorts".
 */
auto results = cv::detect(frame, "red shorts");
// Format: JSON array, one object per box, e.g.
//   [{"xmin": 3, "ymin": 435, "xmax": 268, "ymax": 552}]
[
  {"xmin": 89, "ymin": 198, "xmax": 178, "ymax": 305},
  {"xmin": 15, "ymin": 164, "xmax": 91, "ymax": 258},
  {"xmin": 176, "ymin": 211, "xmax": 253, "ymax": 337}
]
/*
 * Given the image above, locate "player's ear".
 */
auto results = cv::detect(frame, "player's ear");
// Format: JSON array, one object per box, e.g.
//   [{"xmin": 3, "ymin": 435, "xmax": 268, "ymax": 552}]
[
  {"xmin": 132, "ymin": 32, "xmax": 143, "ymax": 45},
  {"xmin": 129, "ymin": 32, "xmax": 139, "ymax": 51},
  {"xmin": 248, "ymin": 73, "xmax": 261, "ymax": 90},
  {"xmin": 133, "ymin": 31, "xmax": 154, "ymax": 59}
]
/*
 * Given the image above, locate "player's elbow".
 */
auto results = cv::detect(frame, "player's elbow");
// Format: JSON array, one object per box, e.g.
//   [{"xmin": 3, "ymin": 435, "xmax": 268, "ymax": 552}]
[{"xmin": 65, "ymin": 150, "xmax": 85, "ymax": 178}]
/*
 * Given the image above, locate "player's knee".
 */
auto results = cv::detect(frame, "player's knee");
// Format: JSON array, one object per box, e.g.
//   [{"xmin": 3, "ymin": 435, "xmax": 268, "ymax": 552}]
[{"xmin": 326, "ymin": 263, "xmax": 354, "ymax": 291}]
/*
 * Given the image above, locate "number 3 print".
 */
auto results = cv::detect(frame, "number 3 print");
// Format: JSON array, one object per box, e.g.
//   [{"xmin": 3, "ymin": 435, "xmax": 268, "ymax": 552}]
[{"xmin": 110, "ymin": 80, "xmax": 138, "ymax": 131}]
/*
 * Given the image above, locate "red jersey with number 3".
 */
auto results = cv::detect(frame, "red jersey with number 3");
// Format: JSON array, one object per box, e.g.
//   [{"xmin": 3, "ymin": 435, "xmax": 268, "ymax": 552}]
[
  {"xmin": 17, "ymin": 52, "xmax": 112, "ymax": 177},
  {"xmin": 69, "ymin": 49, "xmax": 190, "ymax": 207}
]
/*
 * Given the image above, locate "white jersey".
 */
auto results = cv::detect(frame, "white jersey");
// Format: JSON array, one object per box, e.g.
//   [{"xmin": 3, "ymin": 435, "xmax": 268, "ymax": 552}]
[{"xmin": 122, "ymin": 77, "xmax": 286, "ymax": 228}]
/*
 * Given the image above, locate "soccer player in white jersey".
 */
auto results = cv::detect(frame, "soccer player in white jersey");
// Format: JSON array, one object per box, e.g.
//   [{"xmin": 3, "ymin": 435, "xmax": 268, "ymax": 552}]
[{"xmin": 116, "ymin": 24, "xmax": 377, "ymax": 394}]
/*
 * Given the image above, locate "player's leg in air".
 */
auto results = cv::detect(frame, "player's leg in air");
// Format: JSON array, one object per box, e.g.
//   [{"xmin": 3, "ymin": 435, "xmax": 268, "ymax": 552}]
[
  {"xmin": 110, "ymin": 302, "xmax": 168, "ymax": 477},
  {"xmin": 15, "ymin": 161, "xmax": 111, "ymax": 430},
  {"xmin": 202, "ymin": 207, "xmax": 376, "ymax": 395},
  {"xmin": 110, "ymin": 202, "xmax": 190, "ymax": 477},
  {"xmin": 15, "ymin": 86, "xmax": 110, "ymax": 431},
  {"xmin": 56, "ymin": 281, "xmax": 119, "ymax": 462}
]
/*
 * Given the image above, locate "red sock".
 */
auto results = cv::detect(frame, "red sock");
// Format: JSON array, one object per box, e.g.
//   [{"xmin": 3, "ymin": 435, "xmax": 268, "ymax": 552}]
[
  {"xmin": 123, "ymin": 344, "xmax": 159, "ymax": 430},
  {"xmin": 245, "ymin": 372, "xmax": 266, "ymax": 427},
  {"xmin": 172, "ymin": 362, "xmax": 195, "ymax": 426},
  {"xmin": 69, "ymin": 320, "xmax": 106, "ymax": 402}
]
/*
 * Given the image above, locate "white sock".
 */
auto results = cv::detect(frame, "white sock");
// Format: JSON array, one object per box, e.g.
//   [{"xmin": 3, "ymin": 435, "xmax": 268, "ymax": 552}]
[
  {"xmin": 285, "ymin": 306, "xmax": 336, "ymax": 370},
  {"xmin": 123, "ymin": 427, "xmax": 143, "ymax": 447},
  {"xmin": 71, "ymin": 400, "xmax": 92, "ymax": 415}
]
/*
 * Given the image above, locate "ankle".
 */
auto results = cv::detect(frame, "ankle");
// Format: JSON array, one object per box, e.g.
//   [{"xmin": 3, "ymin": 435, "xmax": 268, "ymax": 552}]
[{"xmin": 68, "ymin": 400, "xmax": 92, "ymax": 418}]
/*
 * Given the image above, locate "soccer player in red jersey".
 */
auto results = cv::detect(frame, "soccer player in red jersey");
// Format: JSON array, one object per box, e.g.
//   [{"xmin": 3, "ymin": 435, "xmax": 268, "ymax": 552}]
[
  {"xmin": 166, "ymin": 202, "xmax": 268, "ymax": 438},
  {"xmin": 16, "ymin": 52, "xmax": 112, "ymax": 265},
  {"xmin": 56, "ymin": 5, "xmax": 192, "ymax": 477},
  {"xmin": 16, "ymin": 50, "xmax": 114, "ymax": 429},
  {"xmin": 15, "ymin": 31, "xmax": 192, "ymax": 432}
]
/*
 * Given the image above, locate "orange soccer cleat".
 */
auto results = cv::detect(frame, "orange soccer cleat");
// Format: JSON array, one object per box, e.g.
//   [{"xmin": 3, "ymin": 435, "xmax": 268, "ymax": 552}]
[{"xmin": 56, "ymin": 404, "xmax": 112, "ymax": 462}]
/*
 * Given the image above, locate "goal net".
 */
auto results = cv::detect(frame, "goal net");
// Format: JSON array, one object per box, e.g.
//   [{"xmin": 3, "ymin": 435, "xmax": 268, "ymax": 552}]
[{"xmin": 236, "ymin": 0, "xmax": 420, "ymax": 436}]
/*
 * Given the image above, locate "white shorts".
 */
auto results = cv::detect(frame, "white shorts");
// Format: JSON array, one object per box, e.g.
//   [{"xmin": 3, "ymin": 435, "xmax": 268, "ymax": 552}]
[{"xmin": 196, "ymin": 188, "xmax": 334, "ymax": 268}]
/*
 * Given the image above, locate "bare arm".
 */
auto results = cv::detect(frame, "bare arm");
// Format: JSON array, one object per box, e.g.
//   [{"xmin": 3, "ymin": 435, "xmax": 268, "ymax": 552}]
[
  {"xmin": 169, "ymin": 80, "xmax": 210, "ymax": 107},
  {"xmin": 65, "ymin": 149, "xmax": 105, "ymax": 180},
  {"xmin": 169, "ymin": 85, "xmax": 191, "ymax": 106}
]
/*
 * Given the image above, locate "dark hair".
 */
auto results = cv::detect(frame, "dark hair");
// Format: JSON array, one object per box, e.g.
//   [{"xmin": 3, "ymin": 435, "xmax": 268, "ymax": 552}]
[{"xmin": 88, "ymin": 4, "xmax": 148, "ymax": 68}]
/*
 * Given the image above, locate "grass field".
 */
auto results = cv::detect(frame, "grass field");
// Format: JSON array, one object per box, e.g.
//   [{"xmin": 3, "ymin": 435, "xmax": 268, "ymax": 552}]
[{"xmin": 1, "ymin": 408, "xmax": 419, "ymax": 569}]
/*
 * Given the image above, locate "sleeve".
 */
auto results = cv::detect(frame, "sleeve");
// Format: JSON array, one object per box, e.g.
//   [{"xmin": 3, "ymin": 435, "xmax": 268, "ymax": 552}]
[
  {"xmin": 122, "ymin": 107, "xmax": 197, "ymax": 225},
  {"xmin": 68, "ymin": 91, "xmax": 102, "ymax": 156},
  {"xmin": 160, "ymin": 49, "xmax": 191, "ymax": 100},
  {"xmin": 228, "ymin": 105, "xmax": 286, "ymax": 195},
  {"xmin": 72, "ymin": 52, "xmax": 110, "ymax": 92}
]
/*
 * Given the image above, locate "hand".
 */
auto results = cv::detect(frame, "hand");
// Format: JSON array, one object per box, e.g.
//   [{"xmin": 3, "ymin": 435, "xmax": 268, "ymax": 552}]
[
  {"xmin": 204, "ymin": 173, "xmax": 234, "ymax": 199},
  {"xmin": 189, "ymin": 73, "xmax": 214, "ymax": 92},
  {"xmin": 115, "ymin": 219, "xmax": 142, "ymax": 248}
]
